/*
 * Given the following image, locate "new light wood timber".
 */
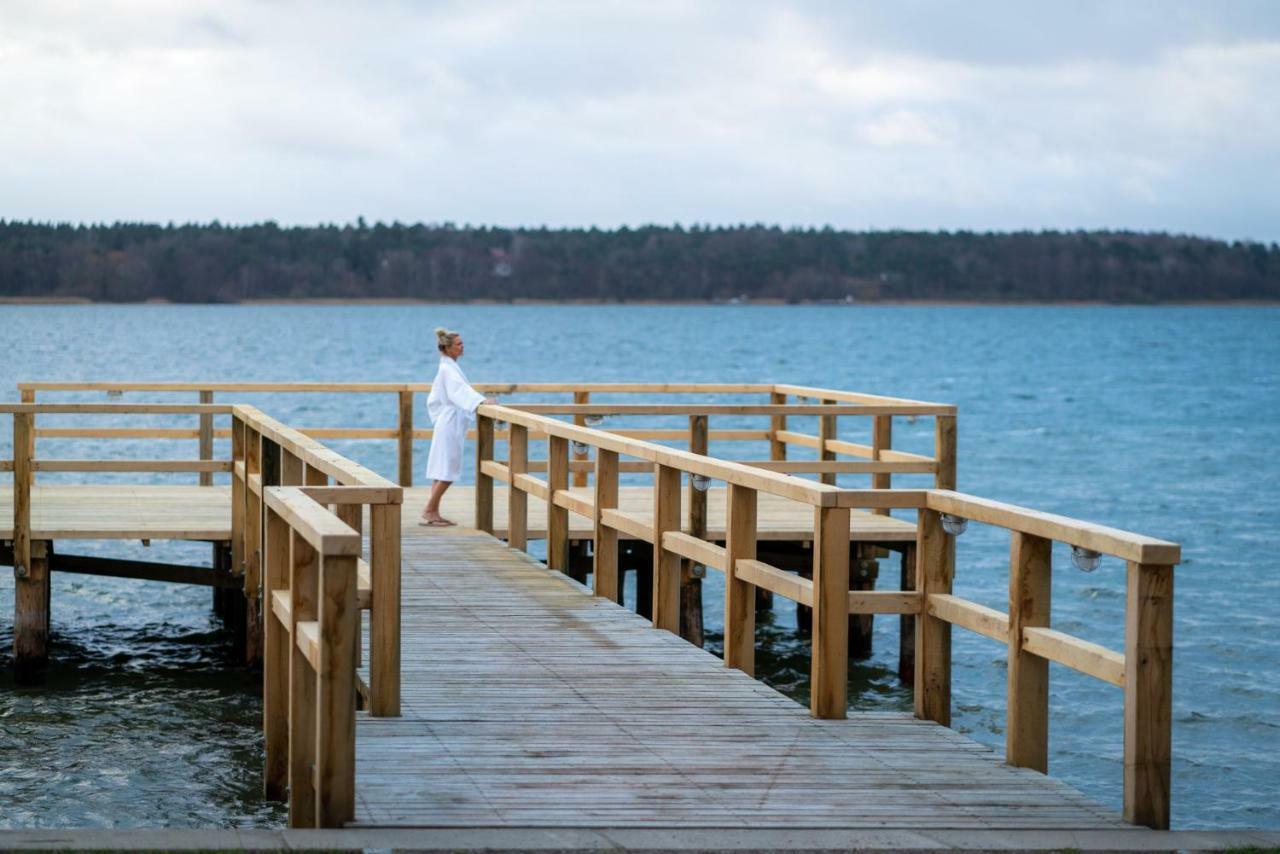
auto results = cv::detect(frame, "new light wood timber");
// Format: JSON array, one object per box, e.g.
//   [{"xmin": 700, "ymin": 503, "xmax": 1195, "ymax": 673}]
[
  {"xmin": 14, "ymin": 402, "xmax": 47, "ymax": 682},
  {"xmin": 288, "ymin": 529, "xmax": 319, "ymax": 829},
  {"xmin": 0, "ymin": 403, "xmax": 232, "ymax": 415},
  {"xmin": 296, "ymin": 620, "xmax": 321, "ymax": 670},
  {"xmin": 513, "ymin": 473, "xmax": 550, "ymax": 501},
  {"xmin": 773, "ymin": 383, "xmax": 955, "ymax": 411},
  {"xmin": 724, "ymin": 484, "xmax": 758, "ymax": 675},
  {"xmin": 614, "ymin": 428, "xmax": 769, "ymax": 441},
  {"xmin": 546, "ymin": 436, "xmax": 569, "ymax": 572},
  {"xmin": 47, "ymin": 552, "xmax": 240, "ymax": 588},
  {"xmin": 552, "ymin": 488, "xmax": 595, "ymax": 519},
  {"xmin": 736, "ymin": 558, "xmax": 813, "ymax": 607},
  {"xmin": 775, "ymin": 430, "xmax": 821, "ymax": 449},
  {"xmin": 651, "ymin": 464, "xmax": 682, "ymax": 634},
  {"xmin": 475, "ymin": 416, "xmax": 495, "ymax": 535},
  {"xmin": 926, "ymin": 491, "xmax": 1181, "ymax": 565},
  {"xmin": 304, "ymin": 464, "xmax": 328, "ymax": 486},
  {"xmin": 572, "ymin": 390, "xmax": 589, "ymax": 488},
  {"xmin": 872, "ymin": 416, "xmax": 892, "ymax": 514},
  {"xmin": 369, "ymin": 503, "xmax": 401, "ymax": 717},
  {"xmin": 36, "ymin": 427, "xmax": 204, "ymax": 439},
  {"xmin": 297, "ymin": 428, "xmax": 399, "ymax": 439},
  {"xmin": 1007, "ymin": 532, "xmax": 1051, "ymax": 773},
  {"xmin": 356, "ymin": 559, "xmax": 372, "ymax": 609},
  {"xmin": 661, "ymin": 531, "xmax": 726, "ymax": 573},
  {"xmin": 747, "ymin": 460, "xmax": 936, "ymax": 474},
  {"xmin": 316, "ymin": 552, "xmax": 357, "ymax": 827},
  {"xmin": 1022, "ymin": 627, "xmax": 1125, "ymax": 687},
  {"xmin": 1124, "ymin": 561, "xmax": 1173, "ymax": 830},
  {"xmin": 483, "ymin": 405, "xmax": 842, "ymax": 508},
  {"xmin": 231, "ymin": 418, "xmax": 246, "ymax": 575},
  {"xmin": 479, "ymin": 461, "xmax": 509, "ymax": 485},
  {"xmin": 199, "ymin": 389, "xmax": 215, "ymax": 486},
  {"xmin": 263, "ymin": 504, "xmax": 291, "ymax": 800},
  {"xmin": 19, "ymin": 390, "xmax": 35, "ymax": 479},
  {"xmin": 507, "ymin": 424, "xmax": 529, "ymax": 553},
  {"xmin": 599, "ymin": 508, "xmax": 653, "ymax": 543},
  {"xmin": 234, "ymin": 406, "xmax": 395, "ymax": 490},
  {"xmin": 516, "ymin": 403, "xmax": 955, "ymax": 416},
  {"xmin": 928, "ymin": 594, "xmax": 1011, "ymax": 643},
  {"xmin": 770, "ymin": 391, "xmax": 787, "ymax": 461},
  {"xmin": 811, "ymin": 506, "xmax": 851, "ymax": 718},
  {"xmin": 847, "ymin": 590, "xmax": 921, "ymax": 614},
  {"xmin": 915, "ymin": 509, "xmax": 952, "ymax": 726},
  {"xmin": 397, "ymin": 390, "xmax": 414, "ymax": 487},
  {"xmin": 32, "ymin": 459, "xmax": 232, "ymax": 473},
  {"xmin": 833, "ymin": 490, "xmax": 931, "ymax": 510},
  {"xmin": 244, "ymin": 428, "xmax": 265, "ymax": 663},
  {"xmin": 935, "ymin": 415, "xmax": 957, "ymax": 490},
  {"xmin": 818, "ymin": 400, "xmax": 837, "ymax": 486},
  {"xmin": 264, "ymin": 488, "xmax": 362, "ymax": 557},
  {"xmin": 592, "ymin": 449, "xmax": 620, "ymax": 602},
  {"xmin": 297, "ymin": 486, "xmax": 403, "ymax": 505}
]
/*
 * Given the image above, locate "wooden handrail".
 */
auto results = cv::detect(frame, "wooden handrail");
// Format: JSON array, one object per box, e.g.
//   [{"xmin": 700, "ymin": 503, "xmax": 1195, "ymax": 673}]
[{"xmin": 260, "ymin": 485, "xmax": 360, "ymax": 828}]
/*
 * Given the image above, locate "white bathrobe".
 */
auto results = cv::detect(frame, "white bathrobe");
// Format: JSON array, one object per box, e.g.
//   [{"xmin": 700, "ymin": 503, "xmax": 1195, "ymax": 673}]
[{"xmin": 425, "ymin": 356, "xmax": 485, "ymax": 482}]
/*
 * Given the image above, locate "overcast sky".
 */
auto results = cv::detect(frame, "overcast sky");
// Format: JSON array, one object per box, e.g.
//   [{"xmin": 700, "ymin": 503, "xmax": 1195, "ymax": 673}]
[{"xmin": 2, "ymin": 1, "xmax": 1278, "ymax": 241}]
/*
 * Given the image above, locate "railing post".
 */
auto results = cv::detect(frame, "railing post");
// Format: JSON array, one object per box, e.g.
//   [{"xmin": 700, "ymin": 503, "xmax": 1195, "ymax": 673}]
[
  {"xmin": 1007, "ymin": 531, "xmax": 1051, "ymax": 772},
  {"xmin": 507, "ymin": 423, "xmax": 529, "ymax": 552},
  {"xmin": 231, "ymin": 415, "xmax": 246, "ymax": 578},
  {"xmin": 547, "ymin": 435, "xmax": 569, "ymax": 571},
  {"xmin": 316, "ymin": 552, "xmax": 357, "ymax": 827},
  {"xmin": 811, "ymin": 505, "xmax": 850, "ymax": 718},
  {"xmin": 20, "ymin": 388, "xmax": 34, "ymax": 484},
  {"xmin": 651, "ymin": 464, "xmax": 681, "ymax": 634},
  {"xmin": 262, "ymin": 500, "xmax": 290, "ymax": 800},
  {"xmin": 244, "ymin": 426, "xmax": 264, "ymax": 664},
  {"xmin": 199, "ymin": 390, "xmax": 214, "ymax": 487},
  {"xmin": 288, "ymin": 529, "xmax": 319, "ymax": 828},
  {"xmin": 934, "ymin": 414, "xmax": 957, "ymax": 490},
  {"xmin": 683, "ymin": 415, "xmax": 708, "ymax": 645},
  {"xmin": 1124, "ymin": 561, "xmax": 1173, "ymax": 829},
  {"xmin": 914, "ymin": 508, "xmax": 952, "ymax": 725},
  {"xmin": 397, "ymin": 390, "xmax": 414, "ymax": 487},
  {"xmin": 871, "ymin": 415, "xmax": 892, "ymax": 515},
  {"xmin": 475, "ymin": 414, "xmax": 494, "ymax": 535},
  {"xmin": 770, "ymin": 390, "xmax": 787, "ymax": 461},
  {"xmin": 724, "ymin": 484, "xmax": 757, "ymax": 675},
  {"xmin": 572, "ymin": 390, "xmax": 590, "ymax": 487},
  {"xmin": 370, "ymin": 503, "xmax": 401, "ymax": 717},
  {"xmin": 12, "ymin": 411, "xmax": 48, "ymax": 685},
  {"xmin": 593, "ymin": 448, "xmax": 619, "ymax": 602},
  {"xmin": 819, "ymin": 400, "xmax": 837, "ymax": 486}
]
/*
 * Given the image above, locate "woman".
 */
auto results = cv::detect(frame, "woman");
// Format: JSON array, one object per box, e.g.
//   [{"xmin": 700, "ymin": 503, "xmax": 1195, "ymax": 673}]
[{"xmin": 420, "ymin": 327, "xmax": 495, "ymax": 526}]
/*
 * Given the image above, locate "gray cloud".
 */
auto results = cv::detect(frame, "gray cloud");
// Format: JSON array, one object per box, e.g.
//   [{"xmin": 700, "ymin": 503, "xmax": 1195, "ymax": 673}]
[{"xmin": 1, "ymin": 0, "xmax": 1277, "ymax": 240}]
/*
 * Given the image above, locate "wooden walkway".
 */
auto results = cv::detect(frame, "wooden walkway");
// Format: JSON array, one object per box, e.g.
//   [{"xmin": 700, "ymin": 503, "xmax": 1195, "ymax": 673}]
[{"xmin": 353, "ymin": 529, "xmax": 1129, "ymax": 830}]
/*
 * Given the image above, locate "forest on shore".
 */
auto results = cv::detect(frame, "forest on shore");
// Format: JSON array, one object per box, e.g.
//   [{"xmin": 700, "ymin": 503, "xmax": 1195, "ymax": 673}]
[{"xmin": 0, "ymin": 220, "xmax": 1276, "ymax": 303}]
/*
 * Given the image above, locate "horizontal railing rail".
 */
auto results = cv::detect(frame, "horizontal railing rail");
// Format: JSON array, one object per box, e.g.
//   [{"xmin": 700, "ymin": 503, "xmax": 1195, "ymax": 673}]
[
  {"xmin": 15, "ymin": 381, "xmax": 956, "ymax": 496},
  {"xmin": 472, "ymin": 402, "xmax": 1178, "ymax": 830}
]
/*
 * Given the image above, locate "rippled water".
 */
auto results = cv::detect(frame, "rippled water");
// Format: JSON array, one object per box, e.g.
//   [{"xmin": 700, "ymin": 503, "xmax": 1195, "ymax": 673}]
[{"xmin": 0, "ymin": 303, "xmax": 1277, "ymax": 829}]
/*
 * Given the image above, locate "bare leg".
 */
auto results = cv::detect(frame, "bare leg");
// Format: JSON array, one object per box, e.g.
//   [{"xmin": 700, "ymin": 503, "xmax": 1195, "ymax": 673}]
[{"xmin": 420, "ymin": 480, "xmax": 454, "ymax": 525}]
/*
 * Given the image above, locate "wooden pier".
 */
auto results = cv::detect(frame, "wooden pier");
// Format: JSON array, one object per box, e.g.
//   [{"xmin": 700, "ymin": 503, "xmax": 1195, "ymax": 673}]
[{"xmin": 2, "ymin": 382, "xmax": 1180, "ymax": 833}]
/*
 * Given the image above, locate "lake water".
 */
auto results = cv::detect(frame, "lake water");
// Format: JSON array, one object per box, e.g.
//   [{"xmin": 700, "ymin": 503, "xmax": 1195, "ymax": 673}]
[{"xmin": 0, "ymin": 303, "xmax": 1277, "ymax": 830}]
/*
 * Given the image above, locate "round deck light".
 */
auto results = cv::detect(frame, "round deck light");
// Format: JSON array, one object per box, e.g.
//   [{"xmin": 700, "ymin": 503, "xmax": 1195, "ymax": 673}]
[
  {"xmin": 584, "ymin": 414, "xmax": 605, "ymax": 428},
  {"xmin": 1072, "ymin": 546, "xmax": 1103, "ymax": 573},
  {"xmin": 572, "ymin": 440, "xmax": 590, "ymax": 456},
  {"xmin": 940, "ymin": 513, "xmax": 968, "ymax": 536},
  {"xmin": 691, "ymin": 473, "xmax": 711, "ymax": 492}
]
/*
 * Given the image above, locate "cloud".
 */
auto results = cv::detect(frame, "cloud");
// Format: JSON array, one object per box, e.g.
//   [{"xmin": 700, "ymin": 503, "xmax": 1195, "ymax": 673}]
[{"xmin": 0, "ymin": 0, "xmax": 1277, "ymax": 240}]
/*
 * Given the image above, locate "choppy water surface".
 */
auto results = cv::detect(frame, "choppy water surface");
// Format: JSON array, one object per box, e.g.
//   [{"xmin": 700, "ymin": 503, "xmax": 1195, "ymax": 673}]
[{"xmin": 0, "ymin": 304, "xmax": 1277, "ymax": 829}]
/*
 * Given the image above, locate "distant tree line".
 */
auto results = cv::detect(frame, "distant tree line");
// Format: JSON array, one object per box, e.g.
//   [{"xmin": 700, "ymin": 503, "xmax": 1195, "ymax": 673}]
[{"xmin": 0, "ymin": 220, "xmax": 1276, "ymax": 303}]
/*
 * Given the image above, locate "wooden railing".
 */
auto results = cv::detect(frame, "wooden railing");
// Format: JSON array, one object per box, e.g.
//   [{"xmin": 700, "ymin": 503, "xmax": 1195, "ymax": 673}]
[
  {"xmin": 473, "ymin": 403, "xmax": 1179, "ymax": 830},
  {"xmin": 231, "ymin": 405, "xmax": 403, "ymax": 718},
  {"xmin": 16, "ymin": 382, "xmax": 957, "ymax": 496}
]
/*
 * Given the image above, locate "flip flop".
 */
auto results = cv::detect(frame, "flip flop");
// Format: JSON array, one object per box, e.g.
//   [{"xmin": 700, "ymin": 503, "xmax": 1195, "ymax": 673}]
[{"xmin": 418, "ymin": 518, "xmax": 456, "ymax": 527}]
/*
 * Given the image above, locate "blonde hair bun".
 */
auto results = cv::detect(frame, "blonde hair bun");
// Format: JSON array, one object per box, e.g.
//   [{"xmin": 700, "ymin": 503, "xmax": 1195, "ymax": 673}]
[{"xmin": 435, "ymin": 327, "xmax": 459, "ymax": 352}]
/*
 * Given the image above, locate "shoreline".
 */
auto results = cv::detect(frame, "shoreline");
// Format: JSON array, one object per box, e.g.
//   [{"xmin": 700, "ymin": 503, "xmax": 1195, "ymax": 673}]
[{"xmin": 1, "ymin": 296, "xmax": 1278, "ymax": 307}]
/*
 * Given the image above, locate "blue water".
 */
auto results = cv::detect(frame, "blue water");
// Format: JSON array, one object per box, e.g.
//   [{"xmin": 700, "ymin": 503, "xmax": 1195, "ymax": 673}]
[{"xmin": 0, "ymin": 304, "xmax": 1277, "ymax": 829}]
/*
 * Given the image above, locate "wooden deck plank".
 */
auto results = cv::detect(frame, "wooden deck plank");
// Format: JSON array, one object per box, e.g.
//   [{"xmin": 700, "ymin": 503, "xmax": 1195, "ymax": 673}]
[
  {"xmin": 0, "ymin": 484, "xmax": 231, "ymax": 540},
  {"xmin": 351, "ymin": 531, "xmax": 1127, "ymax": 830}
]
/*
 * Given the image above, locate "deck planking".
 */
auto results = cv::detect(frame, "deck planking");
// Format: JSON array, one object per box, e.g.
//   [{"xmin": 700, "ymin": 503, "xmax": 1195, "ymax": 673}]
[
  {"xmin": 352, "ymin": 531, "xmax": 1129, "ymax": 830},
  {"xmin": 0, "ymin": 484, "xmax": 230, "ymax": 540}
]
